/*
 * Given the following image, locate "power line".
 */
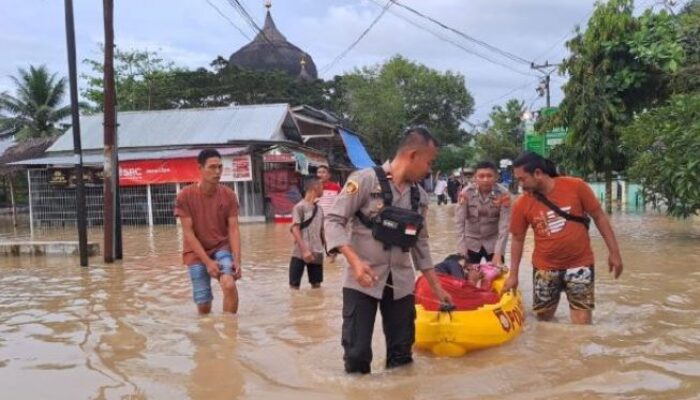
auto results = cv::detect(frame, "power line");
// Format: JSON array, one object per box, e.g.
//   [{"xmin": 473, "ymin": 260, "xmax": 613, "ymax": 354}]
[
  {"xmin": 220, "ymin": 0, "xmax": 294, "ymax": 66},
  {"xmin": 204, "ymin": 0, "xmax": 251, "ymax": 41},
  {"xmin": 389, "ymin": 0, "xmax": 532, "ymax": 66},
  {"xmin": 321, "ymin": 1, "xmax": 393, "ymax": 74},
  {"xmin": 473, "ymin": 79, "xmax": 541, "ymax": 112},
  {"xmin": 366, "ymin": 0, "xmax": 537, "ymax": 78},
  {"xmin": 224, "ymin": 0, "xmax": 265, "ymax": 38}
]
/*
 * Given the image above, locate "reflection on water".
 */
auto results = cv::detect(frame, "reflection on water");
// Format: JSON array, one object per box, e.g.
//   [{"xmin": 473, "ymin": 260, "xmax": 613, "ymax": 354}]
[{"xmin": 0, "ymin": 208, "xmax": 698, "ymax": 399}]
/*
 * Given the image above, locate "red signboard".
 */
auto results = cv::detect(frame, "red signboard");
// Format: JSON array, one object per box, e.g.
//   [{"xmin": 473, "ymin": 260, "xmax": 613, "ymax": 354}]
[
  {"xmin": 118, "ymin": 158, "xmax": 200, "ymax": 186},
  {"xmin": 118, "ymin": 154, "xmax": 253, "ymax": 186}
]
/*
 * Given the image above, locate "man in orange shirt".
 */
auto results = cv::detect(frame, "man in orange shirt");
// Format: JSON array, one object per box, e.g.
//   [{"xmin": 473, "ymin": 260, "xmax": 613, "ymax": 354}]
[
  {"xmin": 503, "ymin": 152, "xmax": 622, "ymax": 324},
  {"xmin": 175, "ymin": 149, "xmax": 242, "ymax": 314}
]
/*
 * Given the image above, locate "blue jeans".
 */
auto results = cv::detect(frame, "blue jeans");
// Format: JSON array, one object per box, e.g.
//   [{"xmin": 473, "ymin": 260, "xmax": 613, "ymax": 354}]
[{"xmin": 188, "ymin": 250, "xmax": 234, "ymax": 304}]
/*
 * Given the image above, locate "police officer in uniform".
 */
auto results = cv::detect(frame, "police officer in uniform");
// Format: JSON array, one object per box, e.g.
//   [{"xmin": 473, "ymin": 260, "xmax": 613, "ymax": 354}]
[
  {"xmin": 325, "ymin": 127, "xmax": 452, "ymax": 374},
  {"xmin": 456, "ymin": 161, "xmax": 511, "ymax": 266}
]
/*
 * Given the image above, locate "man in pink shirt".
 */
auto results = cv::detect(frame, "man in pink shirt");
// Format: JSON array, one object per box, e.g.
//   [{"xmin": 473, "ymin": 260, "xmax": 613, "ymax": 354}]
[
  {"xmin": 317, "ymin": 165, "xmax": 341, "ymax": 262},
  {"xmin": 317, "ymin": 165, "xmax": 342, "ymax": 214}
]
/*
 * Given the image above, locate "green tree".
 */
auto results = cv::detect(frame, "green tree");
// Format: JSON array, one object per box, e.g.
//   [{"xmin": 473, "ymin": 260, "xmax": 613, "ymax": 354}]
[
  {"xmin": 555, "ymin": 0, "xmax": 684, "ymax": 212},
  {"xmin": 82, "ymin": 47, "xmax": 180, "ymax": 111},
  {"xmin": 622, "ymin": 93, "xmax": 700, "ymax": 217},
  {"xmin": 0, "ymin": 65, "xmax": 71, "ymax": 140},
  {"xmin": 341, "ymin": 56, "xmax": 474, "ymax": 160},
  {"xmin": 670, "ymin": 0, "xmax": 700, "ymax": 94},
  {"xmin": 475, "ymin": 99, "xmax": 525, "ymax": 163},
  {"xmin": 618, "ymin": 1, "xmax": 700, "ymax": 218},
  {"xmin": 82, "ymin": 49, "xmax": 332, "ymax": 111},
  {"xmin": 433, "ymin": 144, "xmax": 476, "ymax": 175}
]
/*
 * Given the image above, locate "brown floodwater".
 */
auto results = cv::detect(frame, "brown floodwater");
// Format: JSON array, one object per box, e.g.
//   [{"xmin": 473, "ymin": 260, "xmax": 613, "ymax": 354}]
[{"xmin": 1, "ymin": 206, "xmax": 699, "ymax": 399}]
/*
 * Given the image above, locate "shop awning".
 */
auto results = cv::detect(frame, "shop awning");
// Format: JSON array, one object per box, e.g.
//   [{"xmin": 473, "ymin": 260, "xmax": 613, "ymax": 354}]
[{"xmin": 339, "ymin": 129, "xmax": 375, "ymax": 169}]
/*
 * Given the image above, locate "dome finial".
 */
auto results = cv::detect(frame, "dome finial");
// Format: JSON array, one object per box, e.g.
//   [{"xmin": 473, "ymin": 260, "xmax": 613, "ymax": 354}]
[{"xmin": 264, "ymin": 0, "xmax": 272, "ymax": 9}]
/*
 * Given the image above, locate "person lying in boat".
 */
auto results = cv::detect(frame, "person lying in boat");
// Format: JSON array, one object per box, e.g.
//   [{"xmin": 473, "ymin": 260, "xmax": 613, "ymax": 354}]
[
  {"xmin": 417, "ymin": 255, "xmax": 501, "ymax": 311},
  {"xmin": 433, "ymin": 254, "xmax": 471, "ymax": 281},
  {"xmin": 433, "ymin": 254, "xmax": 503, "ymax": 289}
]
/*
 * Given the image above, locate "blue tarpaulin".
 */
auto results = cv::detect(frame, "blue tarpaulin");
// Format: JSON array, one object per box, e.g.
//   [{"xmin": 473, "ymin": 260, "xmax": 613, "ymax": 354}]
[{"xmin": 339, "ymin": 129, "xmax": 375, "ymax": 169}]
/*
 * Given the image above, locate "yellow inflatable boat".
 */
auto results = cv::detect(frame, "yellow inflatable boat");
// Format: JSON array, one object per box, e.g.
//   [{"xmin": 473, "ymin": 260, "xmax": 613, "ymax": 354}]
[{"xmin": 414, "ymin": 275, "xmax": 525, "ymax": 357}]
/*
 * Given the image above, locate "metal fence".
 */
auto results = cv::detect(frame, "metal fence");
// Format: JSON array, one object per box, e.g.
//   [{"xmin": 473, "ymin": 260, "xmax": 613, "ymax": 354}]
[{"xmin": 27, "ymin": 169, "xmax": 264, "ymax": 232}]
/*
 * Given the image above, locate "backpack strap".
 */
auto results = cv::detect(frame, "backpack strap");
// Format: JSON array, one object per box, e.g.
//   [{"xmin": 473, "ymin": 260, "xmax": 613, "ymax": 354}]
[
  {"xmin": 373, "ymin": 166, "xmax": 393, "ymax": 206},
  {"xmin": 532, "ymin": 191, "xmax": 591, "ymax": 230},
  {"xmin": 356, "ymin": 167, "xmax": 393, "ymax": 228},
  {"xmin": 410, "ymin": 184, "xmax": 420, "ymax": 211},
  {"xmin": 299, "ymin": 204, "xmax": 318, "ymax": 230}
]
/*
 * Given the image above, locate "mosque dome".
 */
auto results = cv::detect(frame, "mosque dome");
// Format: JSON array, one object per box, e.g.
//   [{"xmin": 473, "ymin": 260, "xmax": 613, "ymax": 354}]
[{"xmin": 228, "ymin": 3, "xmax": 318, "ymax": 81}]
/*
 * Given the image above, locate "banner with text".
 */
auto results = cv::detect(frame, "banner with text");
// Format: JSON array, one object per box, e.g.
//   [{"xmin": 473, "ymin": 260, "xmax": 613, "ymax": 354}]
[{"xmin": 118, "ymin": 154, "xmax": 252, "ymax": 186}]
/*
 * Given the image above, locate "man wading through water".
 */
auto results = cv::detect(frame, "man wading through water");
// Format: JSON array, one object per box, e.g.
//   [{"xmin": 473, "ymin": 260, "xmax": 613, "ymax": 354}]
[
  {"xmin": 504, "ymin": 152, "xmax": 623, "ymax": 324},
  {"xmin": 175, "ymin": 149, "xmax": 242, "ymax": 314},
  {"xmin": 325, "ymin": 127, "xmax": 452, "ymax": 374}
]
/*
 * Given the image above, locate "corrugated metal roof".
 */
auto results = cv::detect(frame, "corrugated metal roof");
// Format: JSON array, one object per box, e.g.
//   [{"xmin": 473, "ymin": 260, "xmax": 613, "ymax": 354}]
[
  {"xmin": 11, "ymin": 147, "xmax": 247, "ymax": 166},
  {"xmin": 49, "ymin": 103, "xmax": 295, "ymax": 152}
]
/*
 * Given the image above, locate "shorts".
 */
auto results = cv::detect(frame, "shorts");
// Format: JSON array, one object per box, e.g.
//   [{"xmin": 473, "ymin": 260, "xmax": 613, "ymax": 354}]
[
  {"xmin": 289, "ymin": 256, "xmax": 323, "ymax": 287},
  {"xmin": 532, "ymin": 266, "xmax": 595, "ymax": 313},
  {"xmin": 188, "ymin": 250, "xmax": 234, "ymax": 304}
]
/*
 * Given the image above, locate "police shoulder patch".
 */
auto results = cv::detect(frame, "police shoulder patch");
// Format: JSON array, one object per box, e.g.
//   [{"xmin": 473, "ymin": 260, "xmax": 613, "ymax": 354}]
[
  {"xmin": 344, "ymin": 180, "xmax": 359, "ymax": 195},
  {"xmin": 458, "ymin": 192, "xmax": 468, "ymax": 205}
]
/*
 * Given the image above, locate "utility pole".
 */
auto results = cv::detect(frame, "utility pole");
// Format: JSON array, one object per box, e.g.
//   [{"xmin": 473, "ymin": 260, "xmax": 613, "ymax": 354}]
[
  {"xmin": 103, "ymin": 0, "xmax": 117, "ymax": 263},
  {"xmin": 63, "ymin": 0, "xmax": 89, "ymax": 267},
  {"xmin": 530, "ymin": 61, "xmax": 560, "ymax": 108}
]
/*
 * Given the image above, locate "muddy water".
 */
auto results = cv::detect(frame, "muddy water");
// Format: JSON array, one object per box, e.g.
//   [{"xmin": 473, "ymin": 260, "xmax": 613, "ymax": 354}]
[{"xmin": 0, "ymin": 207, "xmax": 699, "ymax": 399}]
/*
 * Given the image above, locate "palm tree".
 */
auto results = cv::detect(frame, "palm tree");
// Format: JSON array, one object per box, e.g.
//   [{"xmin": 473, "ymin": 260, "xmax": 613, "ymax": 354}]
[{"xmin": 0, "ymin": 65, "xmax": 71, "ymax": 140}]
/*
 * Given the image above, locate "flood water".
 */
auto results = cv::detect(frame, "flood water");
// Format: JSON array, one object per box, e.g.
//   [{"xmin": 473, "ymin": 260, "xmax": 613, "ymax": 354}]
[{"xmin": 1, "ymin": 206, "xmax": 699, "ymax": 399}]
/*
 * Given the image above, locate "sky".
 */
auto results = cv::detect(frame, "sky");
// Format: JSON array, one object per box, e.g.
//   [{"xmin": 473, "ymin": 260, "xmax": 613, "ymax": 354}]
[{"xmin": 0, "ymin": 0, "xmax": 679, "ymax": 122}]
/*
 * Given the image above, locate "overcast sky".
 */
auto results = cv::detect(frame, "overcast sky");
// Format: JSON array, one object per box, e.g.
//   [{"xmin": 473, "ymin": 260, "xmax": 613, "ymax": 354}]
[{"xmin": 0, "ymin": 0, "xmax": 677, "ymax": 122}]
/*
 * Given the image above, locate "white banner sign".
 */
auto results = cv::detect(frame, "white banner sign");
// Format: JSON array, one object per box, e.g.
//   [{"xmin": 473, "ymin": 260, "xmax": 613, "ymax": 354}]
[{"xmin": 221, "ymin": 154, "xmax": 253, "ymax": 182}]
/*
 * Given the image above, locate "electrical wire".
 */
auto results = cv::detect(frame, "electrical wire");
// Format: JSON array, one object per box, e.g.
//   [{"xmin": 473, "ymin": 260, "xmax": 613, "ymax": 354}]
[
  {"xmin": 204, "ymin": 0, "xmax": 251, "ymax": 41},
  {"xmin": 389, "ymin": 0, "xmax": 532, "ymax": 66},
  {"xmin": 366, "ymin": 0, "xmax": 538, "ymax": 78},
  {"xmin": 224, "ymin": 0, "xmax": 270, "ymax": 42},
  {"xmin": 473, "ymin": 79, "xmax": 541, "ymax": 112},
  {"xmin": 321, "ymin": 0, "xmax": 393, "ymax": 74}
]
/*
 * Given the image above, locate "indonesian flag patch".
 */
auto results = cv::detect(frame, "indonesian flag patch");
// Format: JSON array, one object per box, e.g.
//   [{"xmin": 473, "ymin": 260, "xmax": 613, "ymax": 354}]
[{"xmin": 405, "ymin": 224, "xmax": 417, "ymax": 236}]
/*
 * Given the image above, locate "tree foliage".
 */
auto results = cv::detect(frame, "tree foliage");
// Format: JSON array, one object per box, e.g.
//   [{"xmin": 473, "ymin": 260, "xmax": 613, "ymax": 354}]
[
  {"xmin": 433, "ymin": 144, "xmax": 476, "ymax": 175},
  {"xmin": 82, "ymin": 47, "xmax": 179, "ymax": 111},
  {"xmin": 340, "ymin": 56, "xmax": 474, "ymax": 161},
  {"xmin": 622, "ymin": 93, "xmax": 700, "ymax": 217},
  {"xmin": 0, "ymin": 65, "xmax": 71, "ymax": 140},
  {"xmin": 554, "ymin": 0, "xmax": 685, "ymax": 212},
  {"xmin": 475, "ymin": 99, "xmax": 525, "ymax": 164},
  {"xmin": 82, "ymin": 51, "xmax": 476, "ymax": 162},
  {"xmin": 81, "ymin": 48, "xmax": 332, "ymax": 112},
  {"xmin": 670, "ymin": 0, "xmax": 700, "ymax": 94},
  {"xmin": 621, "ymin": 2, "xmax": 700, "ymax": 217}
]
